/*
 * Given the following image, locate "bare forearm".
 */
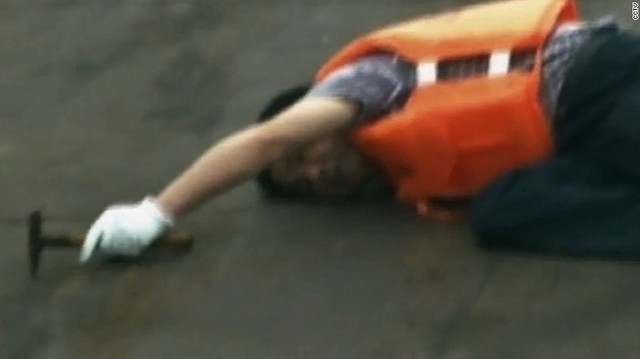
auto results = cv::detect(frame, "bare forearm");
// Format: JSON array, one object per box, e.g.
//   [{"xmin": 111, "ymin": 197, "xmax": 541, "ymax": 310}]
[
  {"xmin": 155, "ymin": 127, "xmax": 274, "ymax": 218},
  {"xmin": 155, "ymin": 98, "xmax": 356, "ymax": 218}
]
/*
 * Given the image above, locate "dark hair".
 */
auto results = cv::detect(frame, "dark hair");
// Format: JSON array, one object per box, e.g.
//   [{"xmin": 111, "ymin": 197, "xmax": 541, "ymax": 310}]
[{"xmin": 255, "ymin": 84, "xmax": 312, "ymax": 200}]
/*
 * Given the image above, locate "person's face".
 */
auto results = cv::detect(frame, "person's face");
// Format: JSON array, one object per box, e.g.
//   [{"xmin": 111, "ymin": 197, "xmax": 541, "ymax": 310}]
[{"xmin": 269, "ymin": 135, "xmax": 374, "ymax": 199}]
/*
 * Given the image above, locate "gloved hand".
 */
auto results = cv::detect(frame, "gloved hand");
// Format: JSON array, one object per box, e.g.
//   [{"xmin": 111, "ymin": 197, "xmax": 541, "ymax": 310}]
[{"xmin": 79, "ymin": 197, "xmax": 174, "ymax": 263}]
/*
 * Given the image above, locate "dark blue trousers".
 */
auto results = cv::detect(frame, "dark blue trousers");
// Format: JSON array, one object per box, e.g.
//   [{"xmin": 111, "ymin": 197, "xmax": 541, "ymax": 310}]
[{"xmin": 470, "ymin": 31, "xmax": 640, "ymax": 258}]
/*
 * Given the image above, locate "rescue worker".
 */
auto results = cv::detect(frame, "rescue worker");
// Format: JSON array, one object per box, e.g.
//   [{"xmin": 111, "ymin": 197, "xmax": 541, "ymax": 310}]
[{"xmin": 80, "ymin": 0, "xmax": 640, "ymax": 262}]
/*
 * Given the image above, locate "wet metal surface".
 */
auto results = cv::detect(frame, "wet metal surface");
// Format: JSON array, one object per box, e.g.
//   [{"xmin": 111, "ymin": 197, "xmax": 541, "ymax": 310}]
[{"xmin": 1, "ymin": 1, "xmax": 640, "ymax": 358}]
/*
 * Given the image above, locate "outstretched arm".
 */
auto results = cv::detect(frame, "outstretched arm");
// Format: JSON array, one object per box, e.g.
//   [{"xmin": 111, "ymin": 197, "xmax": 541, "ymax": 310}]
[
  {"xmin": 156, "ymin": 97, "xmax": 357, "ymax": 217},
  {"xmin": 80, "ymin": 97, "xmax": 356, "ymax": 262}
]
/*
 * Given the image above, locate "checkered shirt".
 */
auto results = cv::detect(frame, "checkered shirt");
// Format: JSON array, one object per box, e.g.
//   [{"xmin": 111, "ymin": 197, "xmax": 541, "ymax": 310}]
[{"xmin": 307, "ymin": 17, "xmax": 621, "ymax": 124}]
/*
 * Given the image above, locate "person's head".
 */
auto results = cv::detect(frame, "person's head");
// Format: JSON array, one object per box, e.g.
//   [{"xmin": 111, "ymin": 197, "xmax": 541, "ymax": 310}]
[{"xmin": 255, "ymin": 85, "xmax": 376, "ymax": 201}]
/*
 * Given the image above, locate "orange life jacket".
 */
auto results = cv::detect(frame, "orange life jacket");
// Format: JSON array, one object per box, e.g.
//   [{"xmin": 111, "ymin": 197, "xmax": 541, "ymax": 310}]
[{"xmin": 316, "ymin": 0, "xmax": 579, "ymax": 206}]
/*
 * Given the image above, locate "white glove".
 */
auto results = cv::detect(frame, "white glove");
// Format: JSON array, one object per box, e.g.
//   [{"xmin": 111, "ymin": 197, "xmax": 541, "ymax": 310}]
[{"xmin": 79, "ymin": 197, "xmax": 174, "ymax": 263}]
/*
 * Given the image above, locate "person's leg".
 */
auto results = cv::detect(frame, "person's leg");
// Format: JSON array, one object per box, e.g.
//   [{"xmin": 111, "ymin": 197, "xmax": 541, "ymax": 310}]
[
  {"xmin": 555, "ymin": 31, "xmax": 640, "ymax": 183},
  {"xmin": 470, "ymin": 156, "xmax": 640, "ymax": 259},
  {"xmin": 564, "ymin": 78, "xmax": 640, "ymax": 184}
]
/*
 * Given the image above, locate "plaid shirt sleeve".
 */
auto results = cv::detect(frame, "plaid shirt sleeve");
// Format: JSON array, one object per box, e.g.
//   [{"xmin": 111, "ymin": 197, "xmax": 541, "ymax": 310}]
[
  {"xmin": 306, "ymin": 53, "xmax": 416, "ymax": 125},
  {"xmin": 306, "ymin": 16, "xmax": 621, "ymax": 125}
]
